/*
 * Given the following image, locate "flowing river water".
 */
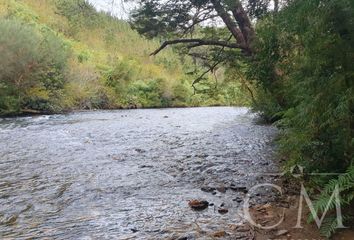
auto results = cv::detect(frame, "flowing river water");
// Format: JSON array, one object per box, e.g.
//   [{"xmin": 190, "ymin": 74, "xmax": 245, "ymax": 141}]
[{"xmin": 0, "ymin": 107, "xmax": 279, "ymax": 239}]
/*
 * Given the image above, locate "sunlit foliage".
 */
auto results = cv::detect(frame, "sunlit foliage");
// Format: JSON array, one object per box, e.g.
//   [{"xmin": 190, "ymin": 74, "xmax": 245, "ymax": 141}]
[{"xmin": 0, "ymin": 0, "xmax": 249, "ymax": 115}]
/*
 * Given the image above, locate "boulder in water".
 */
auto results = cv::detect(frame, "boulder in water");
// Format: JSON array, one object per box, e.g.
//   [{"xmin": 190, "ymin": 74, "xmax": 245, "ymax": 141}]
[{"xmin": 188, "ymin": 200, "xmax": 209, "ymax": 210}]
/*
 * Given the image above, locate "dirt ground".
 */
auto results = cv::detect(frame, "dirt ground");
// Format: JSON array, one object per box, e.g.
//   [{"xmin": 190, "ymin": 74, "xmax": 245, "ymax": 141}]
[{"xmin": 250, "ymin": 193, "xmax": 353, "ymax": 240}]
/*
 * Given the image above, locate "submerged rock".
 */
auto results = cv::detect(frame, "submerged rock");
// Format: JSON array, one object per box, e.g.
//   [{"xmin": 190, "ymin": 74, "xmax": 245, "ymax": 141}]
[
  {"xmin": 216, "ymin": 186, "xmax": 227, "ymax": 193},
  {"xmin": 230, "ymin": 184, "xmax": 248, "ymax": 193},
  {"xmin": 201, "ymin": 186, "xmax": 216, "ymax": 192},
  {"xmin": 218, "ymin": 208, "xmax": 229, "ymax": 214},
  {"xmin": 188, "ymin": 200, "xmax": 209, "ymax": 210}
]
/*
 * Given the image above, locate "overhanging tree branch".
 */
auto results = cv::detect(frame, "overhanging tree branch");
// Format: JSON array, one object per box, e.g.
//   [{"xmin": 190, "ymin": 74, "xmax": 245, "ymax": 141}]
[
  {"xmin": 192, "ymin": 60, "xmax": 222, "ymax": 94},
  {"xmin": 150, "ymin": 38, "xmax": 243, "ymax": 56}
]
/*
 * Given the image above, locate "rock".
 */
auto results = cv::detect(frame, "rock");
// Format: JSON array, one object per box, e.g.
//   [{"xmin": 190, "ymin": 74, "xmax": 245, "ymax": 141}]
[
  {"xmin": 139, "ymin": 165, "xmax": 153, "ymax": 168},
  {"xmin": 135, "ymin": 148, "xmax": 146, "ymax": 153},
  {"xmin": 233, "ymin": 197, "xmax": 243, "ymax": 203},
  {"xmin": 211, "ymin": 231, "xmax": 226, "ymax": 238},
  {"xmin": 188, "ymin": 200, "xmax": 209, "ymax": 210},
  {"xmin": 2, "ymin": 214, "xmax": 18, "ymax": 225},
  {"xmin": 230, "ymin": 185, "xmax": 248, "ymax": 193},
  {"xmin": 275, "ymin": 230, "xmax": 289, "ymax": 236},
  {"xmin": 177, "ymin": 237, "xmax": 188, "ymax": 240},
  {"xmin": 163, "ymin": 115, "xmax": 169, "ymax": 118},
  {"xmin": 201, "ymin": 186, "xmax": 216, "ymax": 193},
  {"xmin": 218, "ymin": 208, "xmax": 228, "ymax": 214},
  {"xmin": 216, "ymin": 186, "xmax": 227, "ymax": 193}
]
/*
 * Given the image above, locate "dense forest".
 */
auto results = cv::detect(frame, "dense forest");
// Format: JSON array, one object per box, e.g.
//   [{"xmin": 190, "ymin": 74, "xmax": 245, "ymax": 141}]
[
  {"xmin": 0, "ymin": 0, "xmax": 353, "ymax": 238},
  {"xmin": 0, "ymin": 0, "xmax": 250, "ymax": 116}
]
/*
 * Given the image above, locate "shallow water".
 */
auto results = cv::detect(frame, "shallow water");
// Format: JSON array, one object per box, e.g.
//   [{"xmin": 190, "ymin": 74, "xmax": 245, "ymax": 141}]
[{"xmin": 0, "ymin": 107, "xmax": 278, "ymax": 239}]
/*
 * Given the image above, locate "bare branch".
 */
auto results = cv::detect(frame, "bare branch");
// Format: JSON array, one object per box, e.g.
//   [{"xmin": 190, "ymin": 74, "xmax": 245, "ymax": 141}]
[
  {"xmin": 181, "ymin": 13, "xmax": 217, "ymax": 36},
  {"xmin": 192, "ymin": 60, "xmax": 221, "ymax": 94},
  {"xmin": 150, "ymin": 38, "xmax": 243, "ymax": 56},
  {"xmin": 191, "ymin": 35, "xmax": 233, "ymax": 93}
]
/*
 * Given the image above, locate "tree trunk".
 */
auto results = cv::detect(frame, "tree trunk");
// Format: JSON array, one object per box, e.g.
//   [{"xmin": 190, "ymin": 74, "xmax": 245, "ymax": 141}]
[
  {"xmin": 210, "ymin": 0, "xmax": 246, "ymax": 47},
  {"xmin": 231, "ymin": 1, "xmax": 255, "ymax": 48}
]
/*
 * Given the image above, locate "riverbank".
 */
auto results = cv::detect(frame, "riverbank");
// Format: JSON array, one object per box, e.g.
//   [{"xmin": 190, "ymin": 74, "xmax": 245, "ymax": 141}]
[{"xmin": 0, "ymin": 104, "xmax": 246, "ymax": 118}]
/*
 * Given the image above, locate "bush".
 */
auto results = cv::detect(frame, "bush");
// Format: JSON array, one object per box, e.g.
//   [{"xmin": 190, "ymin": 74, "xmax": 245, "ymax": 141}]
[
  {"xmin": 0, "ymin": 19, "xmax": 70, "ymax": 115},
  {"xmin": 251, "ymin": 0, "xmax": 354, "ymax": 236},
  {"xmin": 56, "ymin": 0, "xmax": 100, "ymax": 35},
  {"xmin": 127, "ymin": 79, "xmax": 168, "ymax": 107}
]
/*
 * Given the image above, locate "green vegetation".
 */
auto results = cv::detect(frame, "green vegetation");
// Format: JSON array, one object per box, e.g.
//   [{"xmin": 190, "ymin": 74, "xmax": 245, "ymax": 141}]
[
  {"xmin": 1, "ymin": 0, "xmax": 352, "ymax": 236},
  {"xmin": 0, "ymin": 0, "xmax": 249, "ymax": 115},
  {"xmin": 250, "ymin": 0, "xmax": 353, "ymax": 236},
  {"xmin": 0, "ymin": 19, "xmax": 69, "ymax": 114}
]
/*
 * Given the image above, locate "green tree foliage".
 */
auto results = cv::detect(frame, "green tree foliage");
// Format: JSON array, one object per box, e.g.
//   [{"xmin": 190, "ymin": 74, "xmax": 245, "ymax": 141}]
[{"xmin": 250, "ymin": 0, "xmax": 354, "ymax": 236}]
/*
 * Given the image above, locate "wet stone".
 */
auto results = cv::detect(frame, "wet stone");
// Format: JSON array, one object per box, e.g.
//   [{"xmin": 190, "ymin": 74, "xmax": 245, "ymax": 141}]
[
  {"xmin": 233, "ymin": 197, "xmax": 243, "ymax": 203},
  {"xmin": 218, "ymin": 208, "xmax": 229, "ymax": 214},
  {"xmin": 188, "ymin": 200, "xmax": 209, "ymax": 211},
  {"xmin": 216, "ymin": 186, "xmax": 227, "ymax": 193},
  {"xmin": 211, "ymin": 230, "xmax": 227, "ymax": 238},
  {"xmin": 139, "ymin": 165, "xmax": 153, "ymax": 168},
  {"xmin": 230, "ymin": 185, "xmax": 248, "ymax": 193},
  {"xmin": 201, "ymin": 186, "xmax": 216, "ymax": 192}
]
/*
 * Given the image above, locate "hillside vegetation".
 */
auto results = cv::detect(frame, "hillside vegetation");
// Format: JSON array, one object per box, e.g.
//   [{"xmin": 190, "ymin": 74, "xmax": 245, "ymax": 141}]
[{"xmin": 0, "ymin": 0, "xmax": 249, "ymax": 115}]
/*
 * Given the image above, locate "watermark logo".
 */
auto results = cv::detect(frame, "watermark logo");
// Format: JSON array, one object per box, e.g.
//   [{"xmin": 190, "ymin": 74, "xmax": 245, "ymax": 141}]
[{"xmin": 240, "ymin": 165, "xmax": 347, "ymax": 231}]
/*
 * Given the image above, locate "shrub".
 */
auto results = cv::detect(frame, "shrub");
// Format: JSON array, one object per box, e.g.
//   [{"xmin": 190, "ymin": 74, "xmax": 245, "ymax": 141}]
[
  {"xmin": 0, "ymin": 19, "xmax": 70, "ymax": 114},
  {"xmin": 251, "ymin": 0, "xmax": 354, "ymax": 236}
]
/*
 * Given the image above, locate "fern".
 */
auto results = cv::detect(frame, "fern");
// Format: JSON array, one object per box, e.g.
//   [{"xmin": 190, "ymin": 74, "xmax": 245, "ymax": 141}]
[
  {"xmin": 312, "ymin": 165, "xmax": 354, "ymax": 237},
  {"xmin": 319, "ymin": 215, "xmax": 352, "ymax": 238}
]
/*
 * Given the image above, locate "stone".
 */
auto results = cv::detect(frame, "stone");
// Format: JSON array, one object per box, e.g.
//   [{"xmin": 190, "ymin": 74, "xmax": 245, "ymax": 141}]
[
  {"xmin": 275, "ymin": 230, "xmax": 289, "ymax": 236},
  {"xmin": 188, "ymin": 200, "xmax": 209, "ymax": 210},
  {"xmin": 230, "ymin": 186, "xmax": 248, "ymax": 193},
  {"xmin": 216, "ymin": 186, "xmax": 227, "ymax": 193},
  {"xmin": 201, "ymin": 186, "xmax": 216, "ymax": 193},
  {"xmin": 211, "ymin": 231, "xmax": 226, "ymax": 238},
  {"xmin": 218, "ymin": 208, "xmax": 229, "ymax": 214}
]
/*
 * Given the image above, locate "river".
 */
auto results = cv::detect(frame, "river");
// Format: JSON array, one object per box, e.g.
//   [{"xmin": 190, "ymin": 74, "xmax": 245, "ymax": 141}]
[{"xmin": 0, "ymin": 107, "xmax": 278, "ymax": 239}]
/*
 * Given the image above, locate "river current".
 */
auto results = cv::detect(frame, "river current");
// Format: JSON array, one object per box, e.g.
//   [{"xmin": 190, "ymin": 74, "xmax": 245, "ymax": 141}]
[{"xmin": 0, "ymin": 107, "xmax": 278, "ymax": 239}]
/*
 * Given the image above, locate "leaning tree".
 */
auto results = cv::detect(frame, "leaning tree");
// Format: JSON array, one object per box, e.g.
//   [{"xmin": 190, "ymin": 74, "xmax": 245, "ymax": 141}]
[{"xmin": 128, "ymin": 0, "xmax": 281, "ymax": 91}]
